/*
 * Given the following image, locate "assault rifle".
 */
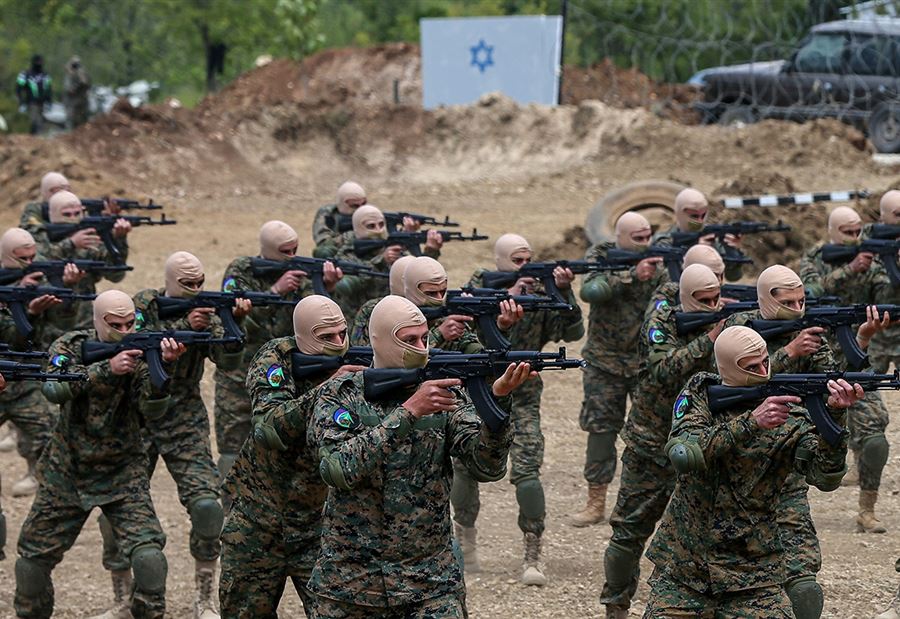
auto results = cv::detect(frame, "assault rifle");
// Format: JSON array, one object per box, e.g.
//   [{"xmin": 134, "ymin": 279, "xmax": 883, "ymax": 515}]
[
  {"xmin": 0, "ymin": 285, "xmax": 96, "ymax": 340},
  {"xmin": 291, "ymin": 347, "xmax": 462, "ymax": 380},
  {"xmin": 363, "ymin": 347, "xmax": 584, "ymax": 431},
  {"xmin": 0, "ymin": 259, "xmax": 133, "ymax": 287},
  {"xmin": 249, "ymin": 256, "xmax": 388, "ymax": 297},
  {"xmin": 0, "ymin": 344, "xmax": 47, "ymax": 360},
  {"xmin": 333, "ymin": 211, "xmax": 460, "ymax": 233},
  {"xmin": 869, "ymin": 224, "xmax": 900, "ymax": 241},
  {"xmin": 719, "ymin": 284, "xmax": 839, "ymax": 306},
  {"xmin": 353, "ymin": 229, "xmax": 488, "ymax": 257},
  {"xmin": 748, "ymin": 304, "xmax": 900, "ymax": 370},
  {"xmin": 708, "ymin": 370, "xmax": 900, "ymax": 446},
  {"xmin": 821, "ymin": 239, "xmax": 900, "ymax": 286},
  {"xmin": 670, "ymin": 221, "xmax": 792, "ymax": 262},
  {"xmin": 605, "ymin": 245, "xmax": 689, "ymax": 281},
  {"xmin": 82, "ymin": 330, "xmax": 240, "ymax": 389},
  {"xmin": 156, "ymin": 291, "xmax": 296, "ymax": 341},
  {"xmin": 45, "ymin": 215, "xmax": 177, "ymax": 264},
  {"xmin": 0, "ymin": 359, "xmax": 84, "ymax": 382},
  {"xmin": 674, "ymin": 301, "xmax": 760, "ymax": 335},
  {"xmin": 480, "ymin": 260, "xmax": 622, "ymax": 304},
  {"xmin": 40, "ymin": 198, "xmax": 164, "ymax": 220}
]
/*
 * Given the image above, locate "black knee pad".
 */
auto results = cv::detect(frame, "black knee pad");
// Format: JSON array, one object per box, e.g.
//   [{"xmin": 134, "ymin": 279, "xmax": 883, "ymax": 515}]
[
  {"xmin": 515, "ymin": 478, "xmax": 545, "ymax": 520},
  {"xmin": 604, "ymin": 541, "xmax": 638, "ymax": 590},
  {"xmin": 189, "ymin": 496, "xmax": 225, "ymax": 540},
  {"xmin": 785, "ymin": 575, "xmax": 823, "ymax": 619},
  {"xmin": 131, "ymin": 544, "xmax": 167, "ymax": 594},
  {"xmin": 861, "ymin": 434, "xmax": 889, "ymax": 474},
  {"xmin": 15, "ymin": 557, "xmax": 49, "ymax": 597}
]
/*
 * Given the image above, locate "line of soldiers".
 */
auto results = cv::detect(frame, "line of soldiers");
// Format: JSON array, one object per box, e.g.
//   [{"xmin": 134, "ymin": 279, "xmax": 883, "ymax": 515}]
[{"xmin": 0, "ymin": 173, "xmax": 898, "ymax": 618}]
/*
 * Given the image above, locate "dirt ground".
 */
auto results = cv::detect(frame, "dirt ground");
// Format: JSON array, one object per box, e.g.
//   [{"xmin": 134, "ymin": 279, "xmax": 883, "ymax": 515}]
[{"xmin": 1, "ymin": 46, "xmax": 900, "ymax": 617}]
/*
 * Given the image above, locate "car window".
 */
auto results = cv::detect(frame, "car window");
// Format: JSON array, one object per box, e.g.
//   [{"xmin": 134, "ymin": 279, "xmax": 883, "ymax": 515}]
[
  {"xmin": 794, "ymin": 33, "xmax": 846, "ymax": 73},
  {"xmin": 848, "ymin": 34, "xmax": 899, "ymax": 76}
]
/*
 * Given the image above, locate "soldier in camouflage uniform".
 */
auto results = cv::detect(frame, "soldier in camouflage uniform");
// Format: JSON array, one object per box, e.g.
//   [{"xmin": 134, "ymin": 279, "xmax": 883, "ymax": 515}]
[
  {"xmin": 15, "ymin": 291, "xmax": 186, "ymax": 619},
  {"xmin": 306, "ymin": 295, "xmax": 533, "ymax": 617},
  {"xmin": 312, "ymin": 181, "xmax": 367, "ymax": 258},
  {"xmin": 800, "ymin": 206, "xmax": 899, "ymax": 533},
  {"xmin": 644, "ymin": 243, "xmax": 726, "ymax": 319},
  {"xmin": 600, "ymin": 264, "xmax": 722, "ymax": 619},
  {"xmin": 220, "ymin": 295, "xmax": 366, "ymax": 617},
  {"xmin": 214, "ymin": 221, "xmax": 341, "ymax": 484},
  {"xmin": 644, "ymin": 326, "xmax": 859, "ymax": 617},
  {"xmin": 865, "ymin": 191, "xmax": 900, "ymax": 375},
  {"xmin": 96, "ymin": 252, "xmax": 248, "ymax": 619},
  {"xmin": 457, "ymin": 234, "xmax": 582, "ymax": 585},
  {"xmin": 19, "ymin": 171, "xmax": 71, "ymax": 249},
  {"xmin": 572, "ymin": 212, "xmax": 666, "ymax": 528},
  {"xmin": 348, "ymin": 255, "xmax": 414, "ymax": 346}
]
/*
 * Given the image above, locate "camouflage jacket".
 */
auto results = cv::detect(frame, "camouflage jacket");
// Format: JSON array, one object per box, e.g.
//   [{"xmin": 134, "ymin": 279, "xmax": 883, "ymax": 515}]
[
  {"xmin": 312, "ymin": 203, "xmax": 344, "ymax": 258},
  {"xmin": 799, "ymin": 241, "xmax": 897, "ymax": 305},
  {"xmin": 861, "ymin": 222, "xmax": 900, "ymax": 359},
  {"xmin": 0, "ymin": 271, "xmax": 79, "ymax": 350},
  {"xmin": 307, "ymin": 371, "xmax": 513, "ymax": 606},
  {"xmin": 646, "ymin": 371, "xmax": 847, "ymax": 594},
  {"xmin": 644, "ymin": 280, "xmax": 679, "ymax": 321},
  {"xmin": 653, "ymin": 224, "xmax": 744, "ymax": 282},
  {"xmin": 580, "ymin": 242, "xmax": 667, "ymax": 375}
]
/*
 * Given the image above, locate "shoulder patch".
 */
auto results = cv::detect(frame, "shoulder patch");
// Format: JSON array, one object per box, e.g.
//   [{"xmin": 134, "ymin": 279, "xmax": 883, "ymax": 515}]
[
  {"xmin": 222, "ymin": 277, "xmax": 237, "ymax": 293},
  {"xmin": 134, "ymin": 309, "xmax": 145, "ymax": 331},
  {"xmin": 648, "ymin": 327, "xmax": 666, "ymax": 344},
  {"xmin": 50, "ymin": 354, "xmax": 69, "ymax": 368},
  {"xmin": 265, "ymin": 364, "xmax": 284, "ymax": 387},
  {"xmin": 332, "ymin": 407, "xmax": 358, "ymax": 429},
  {"xmin": 654, "ymin": 299, "xmax": 669, "ymax": 311},
  {"xmin": 673, "ymin": 394, "xmax": 690, "ymax": 420}
]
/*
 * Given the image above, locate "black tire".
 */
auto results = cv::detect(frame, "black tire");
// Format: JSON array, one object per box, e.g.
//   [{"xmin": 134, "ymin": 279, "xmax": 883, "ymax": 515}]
[
  {"xmin": 718, "ymin": 105, "xmax": 757, "ymax": 127},
  {"xmin": 585, "ymin": 180, "xmax": 684, "ymax": 245},
  {"xmin": 868, "ymin": 104, "xmax": 900, "ymax": 153}
]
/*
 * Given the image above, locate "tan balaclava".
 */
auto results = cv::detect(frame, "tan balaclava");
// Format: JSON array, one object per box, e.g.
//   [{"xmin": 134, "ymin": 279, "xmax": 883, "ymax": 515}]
[
  {"xmin": 678, "ymin": 264, "xmax": 720, "ymax": 312},
  {"xmin": 757, "ymin": 264, "xmax": 804, "ymax": 320},
  {"xmin": 164, "ymin": 251, "xmax": 205, "ymax": 298},
  {"xmin": 615, "ymin": 212, "xmax": 652, "ymax": 251},
  {"xmin": 404, "ymin": 257, "xmax": 448, "ymax": 307},
  {"xmin": 674, "ymin": 188, "xmax": 709, "ymax": 232},
  {"xmin": 389, "ymin": 255, "xmax": 416, "ymax": 295},
  {"xmin": 827, "ymin": 206, "xmax": 862, "ymax": 245},
  {"xmin": 293, "ymin": 295, "xmax": 349, "ymax": 356},
  {"xmin": 352, "ymin": 205, "xmax": 387, "ymax": 240},
  {"xmin": 40, "ymin": 172, "xmax": 70, "ymax": 201},
  {"xmin": 48, "ymin": 191, "xmax": 83, "ymax": 223},
  {"xmin": 879, "ymin": 190, "xmax": 900, "ymax": 225},
  {"xmin": 494, "ymin": 233, "xmax": 532, "ymax": 272},
  {"xmin": 336, "ymin": 181, "xmax": 366, "ymax": 215},
  {"xmin": 370, "ymin": 295, "xmax": 428, "ymax": 369},
  {"xmin": 93, "ymin": 290, "xmax": 136, "ymax": 343},
  {"xmin": 714, "ymin": 326, "xmax": 770, "ymax": 387},
  {"xmin": 683, "ymin": 244, "xmax": 725, "ymax": 278},
  {"xmin": 0, "ymin": 228, "xmax": 36, "ymax": 269},
  {"xmin": 259, "ymin": 220, "xmax": 298, "ymax": 261}
]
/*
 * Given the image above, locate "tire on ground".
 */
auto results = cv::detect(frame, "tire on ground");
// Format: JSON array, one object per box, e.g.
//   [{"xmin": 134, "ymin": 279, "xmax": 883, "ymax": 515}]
[
  {"xmin": 868, "ymin": 103, "xmax": 900, "ymax": 154},
  {"xmin": 585, "ymin": 180, "xmax": 684, "ymax": 245}
]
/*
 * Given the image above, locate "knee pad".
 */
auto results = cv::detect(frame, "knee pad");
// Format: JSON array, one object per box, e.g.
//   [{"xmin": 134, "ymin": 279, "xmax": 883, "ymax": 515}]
[
  {"xmin": 785, "ymin": 575, "xmax": 823, "ymax": 619},
  {"xmin": 515, "ymin": 478, "xmax": 545, "ymax": 520},
  {"xmin": 189, "ymin": 496, "xmax": 225, "ymax": 541},
  {"xmin": 15, "ymin": 557, "xmax": 50, "ymax": 597},
  {"xmin": 587, "ymin": 432, "xmax": 617, "ymax": 464},
  {"xmin": 860, "ymin": 434, "xmax": 889, "ymax": 473},
  {"xmin": 131, "ymin": 544, "xmax": 167, "ymax": 594},
  {"xmin": 604, "ymin": 541, "xmax": 638, "ymax": 590}
]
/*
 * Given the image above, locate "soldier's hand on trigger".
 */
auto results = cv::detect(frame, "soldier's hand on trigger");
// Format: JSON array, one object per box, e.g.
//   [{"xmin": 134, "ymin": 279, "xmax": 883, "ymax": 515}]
[
  {"xmin": 856, "ymin": 305, "xmax": 891, "ymax": 349},
  {"xmin": 323, "ymin": 261, "xmax": 342, "ymax": 292},
  {"xmin": 384, "ymin": 245, "xmax": 404, "ymax": 266},
  {"xmin": 707, "ymin": 319, "xmax": 726, "ymax": 343},
  {"xmin": 160, "ymin": 337, "xmax": 187, "ymax": 363},
  {"xmin": 438, "ymin": 314, "xmax": 473, "ymax": 341},
  {"xmin": 553, "ymin": 266, "xmax": 575, "ymax": 290},
  {"xmin": 492, "ymin": 362, "xmax": 537, "ymax": 397},
  {"xmin": 71, "ymin": 228, "xmax": 101, "ymax": 250},
  {"xmin": 784, "ymin": 327, "xmax": 825, "ymax": 359},
  {"xmin": 425, "ymin": 230, "xmax": 444, "ymax": 251},
  {"xmin": 402, "ymin": 216, "xmax": 421, "ymax": 232},
  {"xmin": 635, "ymin": 257, "xmax": 663, "ymax": 282},
  {"xmin": 232, "ymin": 298, "xmax": 252, "ymax": 320},
  {"xmin": 723, "ymin": 233, "xmax": 742, "ymax": 249},
  {"xmin": 20, "ymin": 271, "xmax": 44, "ymax": 287},
  {"xmin": 751, "ymin": 395, "xmax": 801, "ymax": 429},
  {"xmin": 27, "ymin": 294, "xmax": 61, "ymax": 316},
  {"xmin": 187, "ymin": 307, "xmax": 214, "ymax": 331},
  {"xmin": 507, "ymin": 277, "xmax": 535, "ymax": 296},
  {"xmin": 112, "ymin": 218, "xmax": 132, "ymax": 238},
  {"xmin": 271, "ymin": 269, "xmax": 307, "ymax": 295},
  {"xmin": 62, "ymin": 262, "xmax": 86, "ymax": 286},
  {"xmin": 849, "ymin": 251, "xmax": 874, "ymax": 273},
  {"xmin": 825, "ymin": 378, "xmax": 864, "ymax": 409},
  {"xmin": 403, "ymin": 378, "xmax": 461, "ymax": 418},
  {"xmin": 331, "ymin": 364, "xmax": 367, "ymax": 380},
  {"xmin": 496, "ymin": 299, "xmax": 524, "ymax": 330},
  {"xmin": 109, "ymin": 349, "xmax": 143, "ymax": 375}
]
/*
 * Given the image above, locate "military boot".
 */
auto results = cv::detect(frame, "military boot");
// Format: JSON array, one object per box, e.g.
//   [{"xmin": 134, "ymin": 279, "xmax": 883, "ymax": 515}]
[
  {"xmin": 454, "ymin": 522, "xmax": 481, "ymax": 573},
  {"xmin": 11, "ymin": 459, "xmax": 38, "ymax": 497},
  {"xmin": 521, "ymin": 532, "xmax": 547, "ymax": 586},
  {"xmin": 605, "ymin": 605, "xmax": 629, "ymax": 619},
  {"xmin": 570, "ymin": 483, "xmax": 607, "ymax": 527},
  {"xmin": 194, "ymin": 559, "xmax": 220, "ymax": 619},
  {"xmin": 89, "ymin": 570, "xmax": 134, "ymax": 619},
  {"xmin": 858, "ymin": 490, "xmax": 888, "ymax": 533}
]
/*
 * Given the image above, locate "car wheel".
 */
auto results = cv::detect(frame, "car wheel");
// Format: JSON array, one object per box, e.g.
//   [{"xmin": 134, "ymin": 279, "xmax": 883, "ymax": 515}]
[
  {"xmin": 868, "ymin": 104, "xmax": 900, "ymax": 153},
  {"xmin": 585, "ymin": 180, "xmax": 683, "ymax": 245},
  {"xmin": 718, "ymin": 105, "xmax": 757, "ymax": 127}
]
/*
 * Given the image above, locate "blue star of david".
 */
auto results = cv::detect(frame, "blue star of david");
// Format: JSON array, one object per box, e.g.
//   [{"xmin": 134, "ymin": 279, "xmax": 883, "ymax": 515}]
[{"xmin": 470, "ymin": 39, "xmax": 494, "ymax": 73}]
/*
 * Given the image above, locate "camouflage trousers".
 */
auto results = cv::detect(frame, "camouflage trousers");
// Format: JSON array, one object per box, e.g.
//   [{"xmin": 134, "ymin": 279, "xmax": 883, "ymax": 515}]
[
  {"xmin": 0, "ymin": 380, "xmax": 55, "ymax": 463},
  {"xmin": 777, "ymin": 473, "xmax": 821, "ymax": 581},
  {"xmin": 848, "ymin": 390, "xmax": 890, "ymax": 491},
  {"xmin": 643, "ymin": 570, "xmax": 792, "ymax": 618},
  {"xmin": 868, "ymin": 328, "xmax": 899, "ymax": 374},
  {"xmin": 17, "ymin": 480, "xmax": 166, "ymax": 619},
  {"xmin": 219, "ymin": 506, "xmax": 316, "ymax": 618},
  {"xmin": 451, "ymin": 382, "xmax": 546, "ymax": 535},
  {"xmin": 312, "ymin": 592, "xmax": 467, "ymax": 619},
  {"xmin": 579, "ymin": 364, "xmax": 637, "ymax": 485},
  {"xmin": 214, "ymin": 366, "xmax": 252, "ymax": 457}
]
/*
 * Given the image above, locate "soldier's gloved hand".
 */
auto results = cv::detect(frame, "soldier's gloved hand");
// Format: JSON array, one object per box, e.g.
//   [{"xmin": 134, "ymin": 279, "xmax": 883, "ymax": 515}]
[
  {"xmin": 496, "ymin": 300, "xmax": 523, "ymax": 330},
  {"xmin": 330, "ymin": 364, "xmax": 367, "ymax": 380},
  {"xmin": 635, "ymin": 257, "xmax": 662, "ymax": 282},
  {"xmin": 856, "ymin": 305, "xmax": 891, "ymax": 350},
  {"xmin": 825, "ymin": 378, "xmax": 864, "ymax": 409},
  {"xmin": 271, "ymin": 269, "xmax": 306, "ymax": 295},
  {"xmin": 751, "ymin": 395, "xmax": 800, "ymax": 429},
  {"xmin": 784, "ymin": 327, "xmax": 825, "ymax": 359},
  {"xmin": 62, "ymin": 262, "xmax": 86, "ymax": 286},
  {"xmin": 233, "ymin": 298, "xmax": 252, "ymax": 320},
  {"xmin": 71, "ymin": 228, "xmax": 101, "ymax": 250},
  {"xmin": 403, "ymin": 378, "xmax": 461, "ymax": 418},
  {"xmin": 160, "ymin": 337, "xmax": 187, "ymax": 363},
  {"xmin": 438, "ymin": 314, "xmax": 473, "ymax": 341},
  {"xmin": 849, "ymin": 251, "xmax": 874, "ymax": 273},
  {"xmin": 109, "ymin": 349, "xmax": 143, "ymax": 375},
  {"xmin": 322, "ymin": 261, "xmax": 342, "ymax": 292},
  {"xmin": 491, "ymin": 362, "xmax": 536, "ymax": 397},
  {"xmin": 27, "ymin": 294, "xmax": 61, "ymax": 316},
  {"xmin": 187, "ymin": 307, "xmax": 214, "ymax": 331}
]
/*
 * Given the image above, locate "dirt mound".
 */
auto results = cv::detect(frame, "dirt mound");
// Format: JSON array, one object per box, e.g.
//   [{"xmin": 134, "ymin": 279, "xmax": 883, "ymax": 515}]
[{"xmin": 537, "ymin": 225, "xmax": 590, "ymax": 261}]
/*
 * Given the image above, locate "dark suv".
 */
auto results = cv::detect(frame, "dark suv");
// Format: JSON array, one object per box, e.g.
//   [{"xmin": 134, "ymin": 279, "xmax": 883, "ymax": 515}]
[{"xmin": 696, "ymin": 19, "xmax": 900, "ymax": 152}]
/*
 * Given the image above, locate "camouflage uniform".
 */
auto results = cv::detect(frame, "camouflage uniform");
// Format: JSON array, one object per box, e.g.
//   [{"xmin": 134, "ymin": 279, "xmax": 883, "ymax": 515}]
[
  {"xmin": 644, "ymin": 371, "xmax": 848, "ymax": 616},
  {"xmin": 643, "ymin": 281, "xmax": 679, "ymax": 320},
  {"xmin": 580, "ymin": 242, "xmax": 667, "ymax": 487},
  {"xmin": 653, "ymin": 224, "xmax": 744, "ymax": 282},
  {"xmin": 307, "ymin": 371, "xmax": 513, "ymax": 615},
  {"xmin": 101, "ymin": 288, "xmax": 243, "ymax": 572},
  {"xmin": 862, "ymin": 223, "xmax": 900, "ymax": 373},
  {"xmin": 349, "ymin": 297, "xmax": 382, "ymax": 347},
  {"xmin": 219, "ymin": 336, "xmax": 326, "ymax": 617},
  {"xmin": 311, "ymin": 204, "xmax": 345, "ymax": 259},
  {"xmin": 15, "ymin": 329, "xmax": 169, "ymax": 619}
]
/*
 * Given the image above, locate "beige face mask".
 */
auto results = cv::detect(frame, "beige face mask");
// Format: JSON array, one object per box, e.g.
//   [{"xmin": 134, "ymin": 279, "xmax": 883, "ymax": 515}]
[
  {"xmin": 0, "ymin": 228, "xmax": 36, "ymax": 269},
  {"xmin": 403, "ymin": 256, "xmax": 448, "ymax": 307},
  {"xmin": 827, "ymin": 206, "xmax": 862, "ymax": 245},
  {"xmin": 40, "ymin": 172, "xmax": 70, "ymax": 201},
  {"xmin": 336, "ymin": 181, "xmax": 366, "ymax": 216},
  {"xmin": 494, "ymin": 233, "xmax": 532, "ymax": 272},
  {"xmin": 164, "ymin": 251, "xmax": 205, "ymax": 298},
  {"xmin": 674, "ymin": 188, "xmax": 709, "ymax": 232},
  {"xmin": 48, "ymin": 191, "xmax": 84, "ymax": 224},
  {"xmin": 259, "ymin": 220, "xmax": 299, "ymax": 261},
  {"xmin": 714, "ymin": 326, "xmax": 770, "ymax": 387},
  {"xmin": 678, "ymin": 264, "xmax": 721, "ymax": 312},
  {"xmin": 880, "ymin": 190, "xmax": 900, "ymax": 225},
  {"xmin": 389, "ymin": 255, "xmax": 416, "ymax": 295},
  {"xmin": 757, "ymin": 264, "xmax": 804, "ymax": 320},
  {"xmin": 93, "ymin": 290, "xmax": 136, "ymax": 343},
  {"xmin": 294, "ymin": 295, "xmax": 349, "ymax": 356},
  {"xmin": 352, "ymin": 205, "xmax": 387, "ymax": 240},
  {"xmin": 683, "ymin": 243, "xmax": 725, "ymax": 279},
  {"xmin": 615, "ymin": 212, "xmax": 652, "ymax": 251},
  {"xmin": 370, "ymin": 295, "xmax": 429, "ymax": 369}
]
